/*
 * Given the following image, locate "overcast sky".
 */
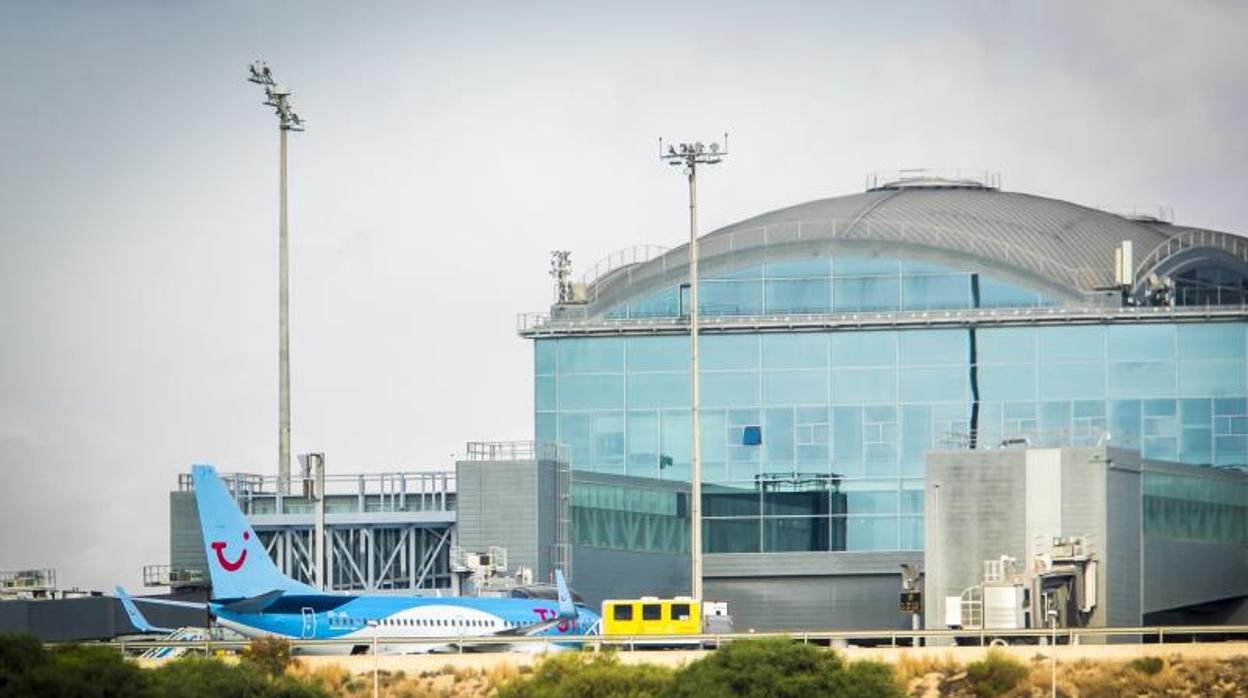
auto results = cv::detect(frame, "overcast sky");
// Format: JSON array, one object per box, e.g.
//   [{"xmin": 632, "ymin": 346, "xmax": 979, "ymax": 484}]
[{"xmin": 2, "ymin": 1, "xmax": 1246, "ymax": 592}]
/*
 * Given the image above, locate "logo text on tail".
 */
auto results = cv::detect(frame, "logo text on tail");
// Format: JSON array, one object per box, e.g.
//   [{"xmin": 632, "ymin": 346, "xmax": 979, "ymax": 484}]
[{"xmin": 210, "ymin": 531, "xmax": 250, "ymax": 572}]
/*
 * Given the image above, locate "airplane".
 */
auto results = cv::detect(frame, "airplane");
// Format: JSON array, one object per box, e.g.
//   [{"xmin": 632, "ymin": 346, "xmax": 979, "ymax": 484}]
[{"xmin": 120, "ymin": 464, "xmax": 600, "ymax": 654}]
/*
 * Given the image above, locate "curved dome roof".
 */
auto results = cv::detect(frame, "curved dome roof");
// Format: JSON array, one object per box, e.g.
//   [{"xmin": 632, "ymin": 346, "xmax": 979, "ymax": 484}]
[{"xmin": 581, "ymin": 185, "xmax": 1247, "ymax": 316}]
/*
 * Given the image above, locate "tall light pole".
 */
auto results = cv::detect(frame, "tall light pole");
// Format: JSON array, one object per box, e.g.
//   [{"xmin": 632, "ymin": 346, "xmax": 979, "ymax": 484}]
[
  {"xmin": 660, "ymin": 136, "xmax": 727, "ymax": 601},
  {"xmin": 248, "ymin": 61, "xmax": 305, "ymax": 495}
]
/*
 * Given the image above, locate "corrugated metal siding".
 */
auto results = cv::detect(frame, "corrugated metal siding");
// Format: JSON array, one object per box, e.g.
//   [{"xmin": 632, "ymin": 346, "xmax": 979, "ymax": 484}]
[
  {"xmin": 706, "ymin": 575, "xmax": 907, "ymax": 631},
  {"xmin": 454, "ymin": 460, "xmax": 543, "ymax": 576},
  {"xmin": 1105, "ymin": 451, "xmax": 1142, "ymax": 628}
]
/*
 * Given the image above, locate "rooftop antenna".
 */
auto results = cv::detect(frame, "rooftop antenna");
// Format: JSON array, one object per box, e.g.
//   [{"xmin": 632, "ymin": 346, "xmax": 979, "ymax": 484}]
[
  {"xmin": 248, "ymin": 61, "xmax": 305, "ymax": 495},
  {"xmin": 659, "ymin": 133, "xmax": 728, "ymax": 602}
]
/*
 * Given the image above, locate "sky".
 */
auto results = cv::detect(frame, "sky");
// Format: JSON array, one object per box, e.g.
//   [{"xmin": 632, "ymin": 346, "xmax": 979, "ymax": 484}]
[{"xmin": 1, "ymin": 0, "xmax": 1246, "ymax": 593}]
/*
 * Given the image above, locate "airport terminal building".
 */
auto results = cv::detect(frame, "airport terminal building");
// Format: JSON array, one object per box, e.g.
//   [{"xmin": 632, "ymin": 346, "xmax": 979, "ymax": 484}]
[{"xmin": 518, "ymin": 173, "xmax": 1248, "ymax": 629}]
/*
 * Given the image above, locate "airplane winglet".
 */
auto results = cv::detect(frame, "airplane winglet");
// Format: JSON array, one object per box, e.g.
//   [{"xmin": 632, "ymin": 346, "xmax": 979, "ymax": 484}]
[
  {"xmin": 116, "ymin": 586, "xmax": 174, "ymax": 634},
  {"xmin": 554, "ymin": 569, "xmax": 576, "ymax": 621}
]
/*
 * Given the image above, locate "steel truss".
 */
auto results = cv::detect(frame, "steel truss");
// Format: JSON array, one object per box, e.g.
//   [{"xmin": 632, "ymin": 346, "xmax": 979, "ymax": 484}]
[{"xmin": 256, "ymin": 524, "xmax": 453, "ymax": 592}]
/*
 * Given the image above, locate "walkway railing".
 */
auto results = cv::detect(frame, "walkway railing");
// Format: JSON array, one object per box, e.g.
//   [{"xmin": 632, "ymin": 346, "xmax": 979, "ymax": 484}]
[{"xmin": 106, "ymin": 624, "xmax": 1248, "ymax": 656}]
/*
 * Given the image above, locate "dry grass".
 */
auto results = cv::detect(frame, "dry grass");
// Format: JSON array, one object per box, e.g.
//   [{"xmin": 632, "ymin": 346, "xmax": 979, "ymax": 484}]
[{"xmin": 289, "ymin": 660, "xmax": 513, "ymax": 698}]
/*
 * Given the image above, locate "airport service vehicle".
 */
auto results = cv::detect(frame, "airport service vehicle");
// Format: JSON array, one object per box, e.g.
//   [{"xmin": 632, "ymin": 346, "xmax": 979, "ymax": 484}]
[
  {"xmin": 120, "ymin": 465, "xmax": 598, "ymax": 654},
  {"xmin": 601, "ymin": 597, "xmax": 733, "ymax": 643}
]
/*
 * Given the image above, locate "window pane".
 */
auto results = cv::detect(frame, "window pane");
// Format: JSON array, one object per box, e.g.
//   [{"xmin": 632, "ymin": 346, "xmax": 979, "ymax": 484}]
[
  {"xmin": 1109, "ymin": 362, "xmax": 1177, "ymax": 399},
  {"xmin": 702, "ymin": 335, "xmax": 759, "ymax": 370},
  {"xmin": 902, "ymin": 273, "xmax": 971, "ymax": 309},
  {"xmin": 834, "ymin": 276, "xmax": 900, "ymax": 311},
  {"xmin": 763, "ymin": 370, "xmax": 829, "ymax": 405},
  {"xmin": 557, "ymin": 338, "xmax": 624, "ymax": 373},
  {"xmin": 764, "ymin": 517, "xmax": 828, "ymax": 552},
  {"xmin": 1038, "ymin": 363, "xmax": 1106, "ymax": 400},
  {"xmin": 702, "ymin": 371, "xmax": 759, "ymax": 408},
  {"xmin": 1178, "ymin": 323, "xmax": 1244, "ymax": 359},
  {"xmin": 560, "ymin": 374, "xmax": 625, "ymax": 410},
  {"xmin": 627, "ymin": 336, "xmax": 689, "ymax": 372},
  {"xmin": 978, "ymin": 328, "xmax": 1037, "ymax": 364},
  {"xmin": 535, "ymin": 340, "xmax": 557, "ymax": 375},
  {"xmin": 762, "ymin": 334, "xmax": 829, "ymax": 369},
  {"xmin": 830, "ymin": 332, "xmax": 897, "ymax": 367},
  {"xmin": 705, "ymin": 518, "xmax": 759, "ymax": 552},
  {"xmin": 626, "ymin": 372, "xmax": 689, "ymax": 409},
  {"xmin": 1038, "ymin": 325, "xmax": 1106, "ymax": 363},
  {"xmin": 535, "ymin": 376, "xmax": 556, "ymax": 411},
  {"xmin": 766, "ymin": 279, "xmax": 831, "ymax": 313},
  {"xmin": 899, "ymin": 330, "xmax": 966, "ymax": 366},
  {"xmin": 832, "ymin": 368, "xmax": 895, "ymax": 405},
  {"xmin": 701, "ymin": 280, "xmax": 764, "ymax": 316},
  {"xmin": 1108, "ymin": 325, "xmax": 1175, "ymax": 361}
]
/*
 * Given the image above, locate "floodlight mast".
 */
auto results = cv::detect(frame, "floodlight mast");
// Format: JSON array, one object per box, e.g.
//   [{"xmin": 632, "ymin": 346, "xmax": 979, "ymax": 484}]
[
  {"xmin": 248, "ymin": 61, "xmax": 305, "ymax": 502},
  {"xmin": 659, "ymin": 134, "xmax": 729, "ymax": 602}
]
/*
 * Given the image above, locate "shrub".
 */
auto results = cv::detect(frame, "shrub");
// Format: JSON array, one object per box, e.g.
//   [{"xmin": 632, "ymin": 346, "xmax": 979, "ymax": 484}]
[
  {"xmin": 1126, "ymin": 656, "xmax": 1164, "ymax": 676},
  {"xmin": 0, "ymin": 635, "xmax": 153, "ymax": 698},
  {"xmin": 965, "ymin": 650, "xmax": 1029, "ymax": 697},
  {"xmin": 149, "ymin": 656, "xmax": 327, "ymax": 698},
  {"xmin": 668, "ymin": 638, "xmax": 901, "ymax": 698},
  {"xmin": 242, "ymin": 636, "xmax": 295, "ymax": 678},
  {"xmin": 496, "ymin": 650, "xmax": 674, "ymax": 698}
]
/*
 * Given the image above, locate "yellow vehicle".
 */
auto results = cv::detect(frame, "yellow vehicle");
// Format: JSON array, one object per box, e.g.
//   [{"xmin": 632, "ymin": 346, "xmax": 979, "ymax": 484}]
[{"xmin": 601, "ymin": 597, "xmax": 701, "ymax": 636}]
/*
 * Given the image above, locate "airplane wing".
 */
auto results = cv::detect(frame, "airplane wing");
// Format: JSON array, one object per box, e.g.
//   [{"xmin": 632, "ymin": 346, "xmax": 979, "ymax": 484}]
[{"xmin": 115, "ymin": 586, "xmax": 178, "ymax": 634}]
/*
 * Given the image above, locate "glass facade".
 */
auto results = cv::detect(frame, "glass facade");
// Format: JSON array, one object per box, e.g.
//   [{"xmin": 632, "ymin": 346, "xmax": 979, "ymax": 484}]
[
  {"xmin": 538, "ymin": 321, "xmax": 1248, "ymax": 554},
  {"xmin": 1143, "ymin": 471, "xmax": 1248, "ymax": 543},
  {"xmin": 604, "ymin": 258, "xmax": 1056, "ymax": 319}
]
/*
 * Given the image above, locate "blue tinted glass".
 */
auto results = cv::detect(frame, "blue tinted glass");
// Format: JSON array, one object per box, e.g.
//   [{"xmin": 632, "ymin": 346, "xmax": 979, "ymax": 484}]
[
  {"xmin": 978, "ymin": 328, "xmax": 1037, "ymax": 364},
  {"xmin": 900, "ymin": 517, "xmax": 923, "ymax": 550},
  {"xmin": 559, "ymin": 413, "xmax": 591, "ymax": 469},
  {"xmin": 977, "ymin": 276, "xmax": 1047, "ymax": 307},
  {"xmin": 1038, "ymin": 325, "xmax": 1106, "ymax": 363},
  {"xmin": 1038, "ymin": 363, "xmax": 1106, "ymax": 400},
  {"xmin": 1109, "ymin": 362, "xmax": 1177, "ymax": 399},
  {"xmin": 703, "ymin": 265, "xmax": 763, "ymax": 280},
  {"xmin": 557, "ymin": 338, "xmax": 625, "ymax": 373},
  {"xmin": 1180, "ymin": 359, "xmax": 1245, "ymax": 397},
  {"xmin": 901, "ymin": 404, "xmax": 932, "ymax": 468},
  {"xmin": 765, "ymin": 279, "xmax": 831, "ymax": 313},
  {"xmin": 832, "ymin": 406, "xmax": 862, "ymax": 462},
  {"xmin": 627, "ymin": 286, "xmax": 679, "ymax": 318},
  {"xmin": 706, "ymin": 519, "xmax": 759, "ymax": 553},
  {"xmin": 1108, "ymin": 325, "xmax": 1176, "ymax": 361},
  {"xmin": 832, "ymin": 368, "xmax": 896, "ymax": 405},
  {"xmin": 1109, "ymin": 400, "xmax": 1142, "ymax": 450},
  {"xmin": 627, "ymin": 336, "xmax": 689, "ymax": 372},
  {"xmin": 834, "ymin": 257, "xmax": 899, "ymax": 275},
  {"xmin": 902, "ymin": 273, "xmax": 971, "ymax": 309},
  {"xmin": 560, "ymin": 374, "xmax": 625, "ymax": 410},
  {"xmin": 846, "ymin": 482, "xmax": 899, "ymax": 514},
  {"xmin": 765, "ymin": 258, "xmax": 831, "ymax": 278},
  {"xmin": 834, "ymin": 276, "xmax": 901, "ymax": 311},
  {"xmin": 1181, "ymin": 398, "xmax": 1212, "ymax": 425},
  {"xmin": 763, "ymin": 370, "xmax": 829, "ymax": 405},
  {"xmin": 846, "ymin": 516, "xmax": 899, "ymax": 551},
  {"xmin": 702, "ymin": 335, "xmax": 759, "ymax": 370},
  {"xmin": 701, "ymin": 280, "xmax": 764, "ymax": 316},
  {"xmin": 763, "ymin": 408, "xmax": 795, "ymax": 466},
  {"xmin": 700, "ymin": 410, "xmax": 727, "ymax": 473},
  {"xmin": 978, "ymin": 364, "xmax": 1037, "ymax": 401},
  {"xmin": 627, "ymin": 411, "xmax": 659, "ymax": 477},
  {"xmin": 593, "ymin": 412, "xmax": 625, "ymax": 474},
  {"xmin": 535, "ymin": 376, "xmax": 556, "ymax": 411},
  {"xmin": 762, "ymin": 334, "xmax": 829, "ymax": 369},
  {"xmin": 1178, "ymin": 323, "xmax": 1245, "ymax": 359},
  {"xmin": 535, "ymin": 340, "xmax": 557, "ymax": 375},
  {"xmin": 899, "ymin": 330, "xmax": 966, "ymax": 366},
  {"xmin": 659, "ymin": 410, "xmax": 691, "ymax": 481},
  {"xmin": 899, "ymin": 367, "xmax": 967, "ymax": 402},
  {"xmin": 702, "ymin": 371, "xmax": 759, "ymax": 408},
  {"xmin": 830, "ymin": 331, "xmax": 897, "ymax": 367},
  {"xmin": 764, "ymin": 518, "xmax": 829, "ymax": 552},
  {"xmin": 536, "ymin": 412, "xmax": 556, "ymax": 445},
  {"xmin": 626, "ymin": 372, "xmax": 689, "ymax": 409}
]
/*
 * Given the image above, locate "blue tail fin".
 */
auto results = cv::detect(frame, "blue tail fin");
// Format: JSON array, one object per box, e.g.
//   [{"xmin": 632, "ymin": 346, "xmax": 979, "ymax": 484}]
[
  {"xmin": 554, "ymin": 569, "xmax": 576, "ymax": 621},
  {"xmin": 116, "ymin": 586, "xmax": 173, "ymax": 633},
  {"xmin": 191, "ymin": 464, "xmax": 316, "ymax": 600}
]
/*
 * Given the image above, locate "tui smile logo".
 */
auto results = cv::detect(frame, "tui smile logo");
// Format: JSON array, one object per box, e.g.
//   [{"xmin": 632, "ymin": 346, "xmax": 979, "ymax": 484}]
[{"xmin": 210, "ymin": 531, "xmax": 249, "ymax": 572}]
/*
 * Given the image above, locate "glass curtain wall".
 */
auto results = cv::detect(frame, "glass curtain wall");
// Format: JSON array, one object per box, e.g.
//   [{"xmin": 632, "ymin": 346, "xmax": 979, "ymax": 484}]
[{"xmin": 540, "ymin": 320, "xmax": 1248, "ymax": 554}]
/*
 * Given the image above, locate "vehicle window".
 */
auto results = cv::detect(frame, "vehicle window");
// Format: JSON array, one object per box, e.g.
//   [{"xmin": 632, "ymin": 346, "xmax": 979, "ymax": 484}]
[
  {"xmin": 672, "ymin": 603, "xmax": 691, "ymax": 620},
  {"xmin": 612, "ymin": 604, "xmax": 633, "ymax": 621},
  {"xmin": 642, "ymin": 604, "xmax": 661, "ymax": 621}
]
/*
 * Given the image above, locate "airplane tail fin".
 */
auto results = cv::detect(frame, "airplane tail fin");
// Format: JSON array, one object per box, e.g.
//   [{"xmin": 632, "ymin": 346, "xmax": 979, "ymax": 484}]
[
  {"xmin": 116, "ymin": 586, "xmax": 174, "ymax": 634},
  {"xmin": 191, "ymin": 464, "xmax": 316, "ymax": 600},
  {"xmin": 554, "ymin": 569, "xmax": 576, "ymax": 621}
]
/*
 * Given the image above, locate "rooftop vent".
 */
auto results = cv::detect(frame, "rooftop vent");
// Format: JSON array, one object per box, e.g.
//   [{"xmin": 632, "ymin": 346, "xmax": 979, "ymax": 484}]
[{"xmin": 866, "ymin": 168, "xmax": 1001, "ymax": 192}]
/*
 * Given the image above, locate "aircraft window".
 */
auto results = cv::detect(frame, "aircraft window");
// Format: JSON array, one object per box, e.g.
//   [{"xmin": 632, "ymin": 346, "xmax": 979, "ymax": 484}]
[
  {"xmin": 672, "ymin": 604, "xmax": 691, "ymax": 620},
  {"xmin": 613, "ymin": 605, "xmax": 634, "ymax": 621},
  {"xmin": 642, "ymin": 604, "xmax": 662, "ymax": 621}
]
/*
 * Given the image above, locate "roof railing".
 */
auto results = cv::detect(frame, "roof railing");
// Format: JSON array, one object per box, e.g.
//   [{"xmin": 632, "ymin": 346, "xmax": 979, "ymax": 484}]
[{"xmin": 579, "ymin": 245, "xmax": 670, "ymax": 287}]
